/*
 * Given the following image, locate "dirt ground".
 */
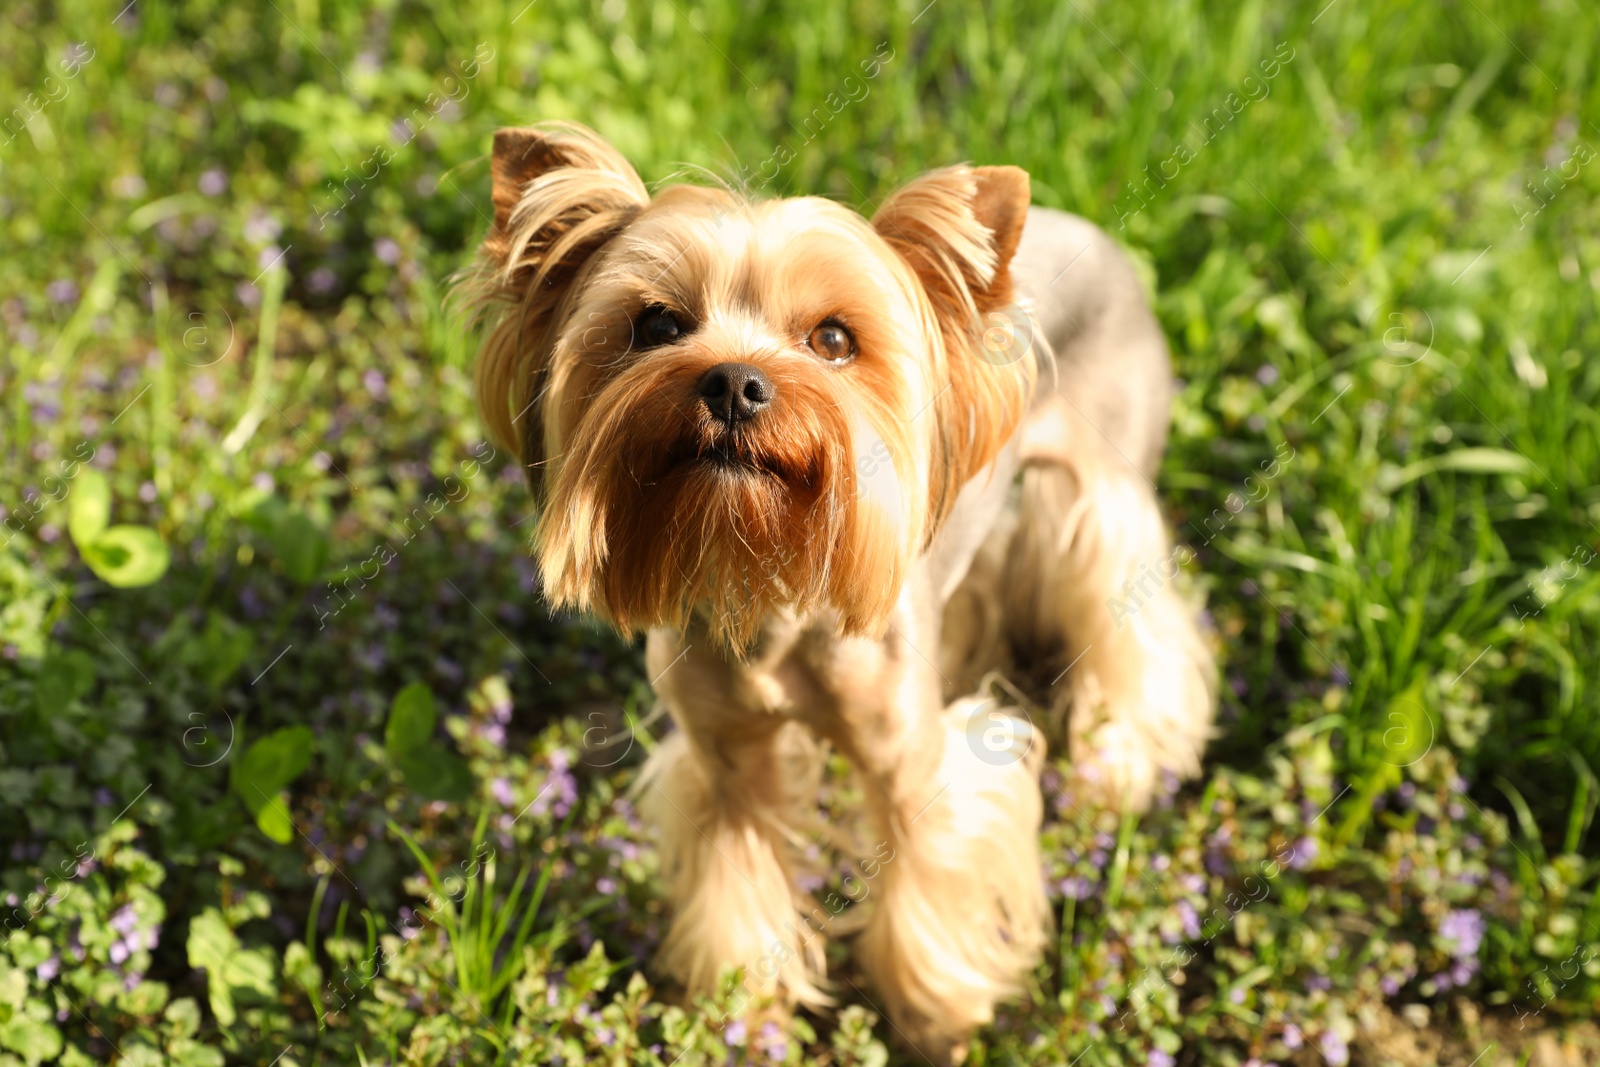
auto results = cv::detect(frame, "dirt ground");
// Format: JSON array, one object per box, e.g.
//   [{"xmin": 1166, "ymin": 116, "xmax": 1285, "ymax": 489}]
[{"xmin": 1356, "ymin": 1002, "xmax": 1600, "ymax": 1066}]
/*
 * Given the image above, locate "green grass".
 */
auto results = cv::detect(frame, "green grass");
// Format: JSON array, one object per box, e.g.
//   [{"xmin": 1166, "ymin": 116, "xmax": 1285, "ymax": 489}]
[{"xmin": 2, "ymin": 0, "xmax": 1598, "ymax": 1063}]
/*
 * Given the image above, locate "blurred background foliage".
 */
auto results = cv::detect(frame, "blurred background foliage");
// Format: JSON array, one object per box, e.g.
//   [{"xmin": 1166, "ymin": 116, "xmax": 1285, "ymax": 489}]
[{"xmin": 1, "ymin": 0, "xmax": 1598, "ymax": 1063}]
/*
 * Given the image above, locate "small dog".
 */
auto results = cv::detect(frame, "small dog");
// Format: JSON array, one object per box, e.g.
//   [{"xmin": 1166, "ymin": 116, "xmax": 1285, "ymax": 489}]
[{"xmin": 461, "ymin": 122, "xmax": 1214, "ymax": 1060}]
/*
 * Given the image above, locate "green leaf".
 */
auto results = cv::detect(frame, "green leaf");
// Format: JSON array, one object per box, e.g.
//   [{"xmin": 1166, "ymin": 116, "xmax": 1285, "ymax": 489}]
[
  {"xmin": 227, "ymin": 942, "xmax": 279, "ymax": 999},
  {"xmin": 270, "ymin": 510, "xmax": 329, "ymax": 584},
  {"xmin": 67, "ymin": 468, "xmax": 111, "ymax": 545},
  {"xmin": 187, "ymin": 612, "xmax": 255, "ymax": 689},
  {"xmin": 385, "ymin": 683, "xmax": 471, "ymax": 801},
  {"xmin": 185, "ymin": 909, "xmax": 279, "ymax": 1031},
  {"xmin": 170, "ymin": 1041, "xmax": 226, "ymax": 1067},
  {"xmin": 246, "ymin": 497, "xmax": 328, "ymax": 584},
  {"xmin": 231, "ymin": 726, "xmax": 313, "ymax": 841},
  {"xmin": 118, "ymin": 977, "xmax": 170, "ymax": 1017},
  {"xmin": 283, "ymin": 940, "xmax": 324, "ymax": 1005},
  {"xmin": 58, "ymin": 1040, "xmax": 99, "ymax": 1067},
  {"xmin": 254, "ymin": 791, "xmax": 294, "ymax": 844},
  {"xmin": 35, "ymin": 649, "xmax": 96, "ymax": 713},
  {"xmin": 164, "ymin": 997, "xmax": 203, "ymax": 1040},
  {"xmin": 0, "ymin": 1011, "xmax": 64, "ymax": 1066},
  {"xmin": 186, "ymin": 908, "xmax": 241, "ymax": 1028},
  {"xmin": 397, "ymin": 749, "xmax": 473, "ymax": 802},
  {"xmin": 1378, "ymin": 682, "xmax": 1435, "ymax": 768},
  {"xmin": 242, "ymin": 495, "xmax": 288, "ymax": 538},
  {"xmin": 81, "ymin": 525, "xmax": 170, "ymax": 587},
  {"xmin": 385, "ymin": 682, "xmax": 437, "ymax": 757}
]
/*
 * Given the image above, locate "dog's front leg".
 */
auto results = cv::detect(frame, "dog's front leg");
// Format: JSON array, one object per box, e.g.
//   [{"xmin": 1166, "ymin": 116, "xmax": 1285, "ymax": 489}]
[
  {"xmin": 826, "ymin": 604, "xmax": 1049, "ymax": 1062},
  {"xmin": 634, "ymin": 628, "xmax": 827, "ymax": 1015}
]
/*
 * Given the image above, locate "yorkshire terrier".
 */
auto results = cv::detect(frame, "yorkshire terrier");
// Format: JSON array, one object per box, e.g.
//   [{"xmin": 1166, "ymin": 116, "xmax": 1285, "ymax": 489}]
[{"xmin": 461, "ymin": 121, "xmax": 1214, "ymax": 1061}]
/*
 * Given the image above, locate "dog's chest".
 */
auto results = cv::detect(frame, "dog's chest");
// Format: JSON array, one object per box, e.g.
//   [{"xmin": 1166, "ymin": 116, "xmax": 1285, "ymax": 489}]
[{"xmin": 645, "ymin": 601, "xmax": 942, "ymax": 776}]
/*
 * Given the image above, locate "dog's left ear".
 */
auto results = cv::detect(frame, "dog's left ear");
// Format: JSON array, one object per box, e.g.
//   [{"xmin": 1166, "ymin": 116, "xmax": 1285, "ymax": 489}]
[{"xmin": 872, "ymin": 165, "xmax": 1036, "ymax": 530}]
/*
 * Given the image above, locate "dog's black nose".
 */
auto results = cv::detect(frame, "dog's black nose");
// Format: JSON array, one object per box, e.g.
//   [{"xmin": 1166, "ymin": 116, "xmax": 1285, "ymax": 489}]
[{"xmin": 697, "ymin": 362, "xmax": 772, "ymax": 426}]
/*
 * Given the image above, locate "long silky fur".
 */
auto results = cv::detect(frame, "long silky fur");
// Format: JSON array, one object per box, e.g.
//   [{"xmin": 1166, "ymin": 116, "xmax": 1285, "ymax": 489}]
[{"xmin": 460, "ymin": 122, "xmax": 651, "ymax": 472}]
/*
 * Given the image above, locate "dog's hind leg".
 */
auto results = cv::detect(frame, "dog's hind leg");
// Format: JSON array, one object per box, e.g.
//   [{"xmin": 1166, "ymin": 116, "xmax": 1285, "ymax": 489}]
[
  {"xmin": 1000, "ymin": 448, "xmax": 1215, "ymax": 810},
  {"xmin": 1005, "ymin": 207, "xmax": 1216, "ymax": 811}
]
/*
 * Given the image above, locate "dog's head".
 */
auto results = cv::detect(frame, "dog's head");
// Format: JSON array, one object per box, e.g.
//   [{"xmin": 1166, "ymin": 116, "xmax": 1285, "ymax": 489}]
[{"xmin": 464, "ymin": 122, "xmax": 1037, "ymax": 649}]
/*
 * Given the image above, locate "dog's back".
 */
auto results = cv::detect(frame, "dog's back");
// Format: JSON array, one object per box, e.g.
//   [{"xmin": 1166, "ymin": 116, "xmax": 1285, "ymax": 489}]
[
  {"xmin": 941, "ymin": 207, "xmax": 1215, "ymax": 809},
  {"xmin": 1012, "ymin": 206, "xmax": 1173, "ymax": 479}
]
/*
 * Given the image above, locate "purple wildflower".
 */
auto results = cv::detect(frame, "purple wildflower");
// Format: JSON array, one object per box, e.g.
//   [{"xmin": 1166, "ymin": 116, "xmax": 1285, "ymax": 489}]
[
  {"xmin": 1319, "ymin": 1030, "xmax": 1349, "ymax": 1067},
  {"xmin": 532, "ymin": 750, "xmax": 579, "ymax": 818},
  {"xmin": 1059, "ymin": 876, "xmax": 1094, "ymax": 900},
  {"xmin": 243, "ymin": 212, "xmax": 281, "ymax": 245},
  {"xmin": 1439, "ymin": 909, "xmax": 1484, "ymax": 959},
  {"xmin": 757, "ymin": 1020, "xmax": 786, "ymax": 1061}
]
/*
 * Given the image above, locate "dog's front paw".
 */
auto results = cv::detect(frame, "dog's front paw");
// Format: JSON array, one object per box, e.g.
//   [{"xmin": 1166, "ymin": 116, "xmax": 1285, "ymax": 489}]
[{"xmin": 1069, "ymin": 718, "xmax": 1172, "ymax": 812}]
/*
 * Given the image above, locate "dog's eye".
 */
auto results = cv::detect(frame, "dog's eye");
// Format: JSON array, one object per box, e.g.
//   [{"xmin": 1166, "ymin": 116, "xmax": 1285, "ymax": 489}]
[
  {"xmin": 635, "ymin": 306, "xmax": 684, "ymax": 348},
  {"xmin": 807, "ymin": 319, "xmax": 856, "ymax": 363}
]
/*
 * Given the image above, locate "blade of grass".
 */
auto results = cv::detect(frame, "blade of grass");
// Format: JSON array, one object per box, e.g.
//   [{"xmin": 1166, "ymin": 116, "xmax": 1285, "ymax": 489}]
[
  {"xmin": 305, "ymin": 872, "xmax": 330, "ymax": 958},
  {"xmin": 220, "ymin": 261, "xmax": 287, "ymax": 455}
]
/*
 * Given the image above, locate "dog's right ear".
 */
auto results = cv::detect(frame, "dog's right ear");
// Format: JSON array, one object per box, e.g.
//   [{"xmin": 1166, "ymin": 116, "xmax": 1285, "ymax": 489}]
[{"xmin": 468, "ymin": 122, "xmax": 650, "ymax": 474}]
